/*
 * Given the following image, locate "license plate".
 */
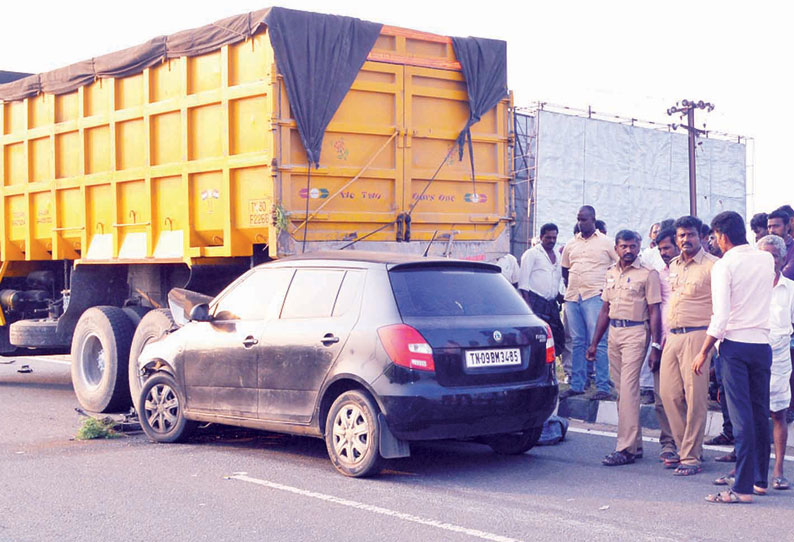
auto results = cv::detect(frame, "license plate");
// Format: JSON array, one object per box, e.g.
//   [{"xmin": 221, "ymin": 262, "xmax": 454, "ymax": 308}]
[{"xmin": 465, "ymin": 348, "xmax": 521, "ymax": 368}]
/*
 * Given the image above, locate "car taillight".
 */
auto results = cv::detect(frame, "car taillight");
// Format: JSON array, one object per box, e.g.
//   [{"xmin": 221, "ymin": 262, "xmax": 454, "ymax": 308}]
[
  {"xmin": 377, "ymin": 324, "xmax": 435, "ymax": 372},
  {"xmin": 545, "ymin": 325, "xmax": 555, "ymax": 363}
]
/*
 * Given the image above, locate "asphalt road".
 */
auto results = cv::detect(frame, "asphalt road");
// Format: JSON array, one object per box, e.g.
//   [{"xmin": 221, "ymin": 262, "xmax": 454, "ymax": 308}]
[{"xmin": 2, "ymin": 357, "xmax": 793, "ymax": 542}]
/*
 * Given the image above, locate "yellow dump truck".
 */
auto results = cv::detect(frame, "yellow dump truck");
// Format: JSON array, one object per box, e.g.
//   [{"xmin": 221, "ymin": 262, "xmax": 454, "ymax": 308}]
[{"xmin": 0, "ymin": 7, "xmax": 514, "ymax": 412}]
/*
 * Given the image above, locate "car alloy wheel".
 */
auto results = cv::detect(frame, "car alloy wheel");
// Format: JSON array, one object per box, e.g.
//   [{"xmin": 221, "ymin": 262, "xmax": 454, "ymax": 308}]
[
  {"xmin": 139, "ymin": 373, "xmax": 195, "ymax": 443},
  {"xmin": 144, "ymin": 382, "xmax": 180, "ymax": 435}
]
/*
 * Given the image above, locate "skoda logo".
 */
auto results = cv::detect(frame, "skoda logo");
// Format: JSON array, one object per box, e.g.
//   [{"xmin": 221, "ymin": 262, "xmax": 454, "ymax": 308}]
[{"xmin": 493, "ymin": 330, "xmax": 502, "ymax": 342}]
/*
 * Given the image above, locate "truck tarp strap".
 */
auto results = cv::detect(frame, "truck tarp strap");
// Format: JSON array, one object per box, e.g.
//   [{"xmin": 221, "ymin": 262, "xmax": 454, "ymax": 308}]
[
  {"xmin": 450, "ymin": 37, "xmax": 508, "ymax": 185},
  {"xmin": 265, "ymin": 7, "xmax": 382, "ymax": 168}
]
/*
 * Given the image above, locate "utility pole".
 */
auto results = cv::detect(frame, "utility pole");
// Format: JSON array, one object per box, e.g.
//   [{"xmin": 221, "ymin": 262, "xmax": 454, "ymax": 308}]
[{"xmin": 667, "ymin": 100, "xmax": 714, "ymax": 216}]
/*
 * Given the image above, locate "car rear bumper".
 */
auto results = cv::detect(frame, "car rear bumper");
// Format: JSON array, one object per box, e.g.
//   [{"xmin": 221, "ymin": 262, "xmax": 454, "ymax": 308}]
[{"xmin": 374, "ymin": 378, "xmax": 558, "ymax": 441}]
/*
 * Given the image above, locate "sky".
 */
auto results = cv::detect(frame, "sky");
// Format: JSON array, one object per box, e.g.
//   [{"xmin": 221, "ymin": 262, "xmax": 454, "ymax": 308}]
[{"xmin": 2, "ymin": 0, "xmax": 790, "ymax": 216}]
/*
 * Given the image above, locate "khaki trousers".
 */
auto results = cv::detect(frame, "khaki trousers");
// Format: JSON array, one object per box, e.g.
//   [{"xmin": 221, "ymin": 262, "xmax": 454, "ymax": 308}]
[
  {"xmin": 608, "ymin": 325, "xmax": 649, "ymax": 455},
  {"xmin": 659, "ymin": 330, "xmax": 712, "ymax": 466}
]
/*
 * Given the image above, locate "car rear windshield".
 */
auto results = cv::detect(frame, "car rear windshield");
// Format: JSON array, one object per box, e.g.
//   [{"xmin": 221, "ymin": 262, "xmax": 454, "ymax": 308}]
[{"xmin": 389, "ymin": 266, "xmax": 531, "ymax": 317}]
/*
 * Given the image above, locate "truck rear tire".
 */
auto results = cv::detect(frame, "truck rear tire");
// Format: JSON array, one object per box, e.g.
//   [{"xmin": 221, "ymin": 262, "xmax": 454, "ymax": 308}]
[
  {"xmin": 122, "ymin": 305, "xmax": 151, "ymax": 326},
  {"xmin": 71, "ymin": 306, "xmax": 136, "ymax": 413},
  {"xmin": 128, "ymin": 309, "xmax": 176, "ymax": 413}
]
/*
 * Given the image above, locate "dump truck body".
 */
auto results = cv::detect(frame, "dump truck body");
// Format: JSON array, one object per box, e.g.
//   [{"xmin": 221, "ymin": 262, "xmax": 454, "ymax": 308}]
[
  {"xmin": 1, "ymin": 25, "xmax": 510, "ymax": 265},
  {"xmin": 0, "ymin": 8, "xmax": 514, "ymax": 412}
]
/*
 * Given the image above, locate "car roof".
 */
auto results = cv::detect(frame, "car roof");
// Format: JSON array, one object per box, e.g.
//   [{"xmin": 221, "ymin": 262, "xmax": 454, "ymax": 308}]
[{"xmin": 259, "ymin": 250, "xmax": 500, "ymax": 271}]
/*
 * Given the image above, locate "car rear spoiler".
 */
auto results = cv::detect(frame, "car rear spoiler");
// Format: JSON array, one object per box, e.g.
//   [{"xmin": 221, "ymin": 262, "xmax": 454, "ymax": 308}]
[{"xmin": 387, "ymin": 260, "xmax": 501, "ymax": 273}]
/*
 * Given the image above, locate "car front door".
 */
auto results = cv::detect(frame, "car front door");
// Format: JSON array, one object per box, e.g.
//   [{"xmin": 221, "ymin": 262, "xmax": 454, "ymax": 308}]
[
  {"xmin": 257, "ymin": 268, "xmax": 364, "ymax": 423},
  {"xmin": 181, "ymin": 267, "xmax": 294, "ymax": 418}
]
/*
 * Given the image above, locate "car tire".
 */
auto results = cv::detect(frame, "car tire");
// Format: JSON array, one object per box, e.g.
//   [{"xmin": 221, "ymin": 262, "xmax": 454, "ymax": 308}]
[
  {"xmin": 71, "ymin": 306, "xmax": 136, "ymax": 413},
  {"xmin": 128, "ymin": 309, "xmax": 175, "ymax": 413},
  {"xmin": 486, "ymin": 426, "xmax": 543, "ymax": 455},
  {"xmin": 325, "ymin": 390, "xmax": 382, "ymax": 478},
  {"xmin": 139, "ymin": 372, "xmax": 195, "ymax": 443}
]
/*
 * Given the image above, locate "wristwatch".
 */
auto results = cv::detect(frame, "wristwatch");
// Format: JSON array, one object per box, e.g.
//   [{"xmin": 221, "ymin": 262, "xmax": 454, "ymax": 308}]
[{"xmin": 651, "ymin": 342, "xmax": 662, "ymax": 350}]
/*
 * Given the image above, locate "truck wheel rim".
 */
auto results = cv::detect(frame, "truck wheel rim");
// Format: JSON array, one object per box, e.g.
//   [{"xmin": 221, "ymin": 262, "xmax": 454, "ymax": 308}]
[
  {"xmin": 332, "ymin": 404, "xmax": 370, "ymax": 466},
  {"xmin": 144, "ymin": 383, "xmax": 179, "ymax": 434},
  {"xmin": 80, "ymin": 334, "xmax": 106, "ymax": 388}
]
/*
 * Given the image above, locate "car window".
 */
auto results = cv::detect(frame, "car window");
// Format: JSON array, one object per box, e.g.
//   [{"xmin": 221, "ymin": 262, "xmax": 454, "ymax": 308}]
[
  {"xmin": 332, "ymin": 271, "xmax": 363, "ymax": 317},
  {"xmin": 213, "ymin": 268, "xmax": 294, "ymax": 321},
  {"xmin": 389, "ymin": 267, "xmax": 530, "ymax": 317},
  {"xmin": 281, "ymin": 269, "xmax": 345, "ymax": 319}
]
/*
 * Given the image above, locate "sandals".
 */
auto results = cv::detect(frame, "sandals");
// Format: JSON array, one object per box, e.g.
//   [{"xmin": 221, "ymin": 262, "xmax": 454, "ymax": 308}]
[
  {"xmin": 673, "ymin": 464, "xmax": 702, "ymax": 476},
  {"xmin": 663, "ymin": 454, "xmax": 681, "ymax": 469},
  {"xmin": 713, "ymin": 474, "xmax": 735, "ymax": 486},
  {"xmin": 602, "ymin": 450, "xmax": 635, "ymax": 466},
  {"xmin": 773, "ymin": 477, "xmax": 791, "ymax": 490},
  {"xmin": 713, "ymin": 474, "xmax": 770, "ymax": 495},
  {"xmin": 705, "ymin": 489, "xmax": 752, "ymax": 504},
  {"xmin": 659, "ymin": 451, "xmax": 678, "ymax": 463}
]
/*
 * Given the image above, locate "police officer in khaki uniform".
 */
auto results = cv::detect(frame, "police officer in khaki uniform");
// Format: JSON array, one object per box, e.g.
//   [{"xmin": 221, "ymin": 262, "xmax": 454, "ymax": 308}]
[
  {"xmin": 660, "ymin": 215, "xmax": 718, "ymax": 476},
  {"xmin": 587, "ymin": 230, "xmax": 662, "ymax": 466}
]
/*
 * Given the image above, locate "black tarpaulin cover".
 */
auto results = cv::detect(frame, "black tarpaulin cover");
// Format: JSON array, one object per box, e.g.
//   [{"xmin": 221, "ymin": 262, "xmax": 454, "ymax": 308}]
[
  {"xmin": 450, "ymin": 37, "xmax": 508, "ymax": 162},
  {"xmin": 265, "ymin": 8, "xmax": 382, "ymax": 167},
  {"xmin": 0, "ymin": 9, "xmax": 272, "ymax": 102}
]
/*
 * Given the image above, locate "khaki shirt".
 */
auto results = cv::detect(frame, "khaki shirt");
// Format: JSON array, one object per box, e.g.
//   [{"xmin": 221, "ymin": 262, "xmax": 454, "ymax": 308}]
[
  {"xmin": 601, "ymin": 259, "xmax": 662, "ymax": 321},
  {"xmin": 667, "ymin": 248, "xmax": 718, "ymax": 328},
  {"xmin": 561, "ymin": 231, "xmax": 618, "ymax": 302}
]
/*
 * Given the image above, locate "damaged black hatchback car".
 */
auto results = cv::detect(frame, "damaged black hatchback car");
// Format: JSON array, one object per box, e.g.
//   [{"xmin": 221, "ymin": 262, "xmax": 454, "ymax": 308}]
[{"xmin": 135, "ymin": 251, "xmax": 558, "ymax": 477}]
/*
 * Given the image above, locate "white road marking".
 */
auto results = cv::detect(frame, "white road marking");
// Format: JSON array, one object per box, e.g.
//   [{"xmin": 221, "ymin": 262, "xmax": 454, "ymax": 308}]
[
  {"xmin": 567, "ymin": 426, "xmax": 794, "ymax": 462},
  {"xmin": 227, "ymin": 473, "xmax": 522, "ymax": 542}
]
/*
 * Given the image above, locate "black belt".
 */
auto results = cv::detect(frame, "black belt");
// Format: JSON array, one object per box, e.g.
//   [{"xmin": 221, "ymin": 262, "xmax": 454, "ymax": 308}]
[
  {"xmin": 669, "ymin": 326, "xmax": 708, "ymax": 335},
  {"xmin": 610, "ymin": 319, "xmax": 645, "ymax": 328}
]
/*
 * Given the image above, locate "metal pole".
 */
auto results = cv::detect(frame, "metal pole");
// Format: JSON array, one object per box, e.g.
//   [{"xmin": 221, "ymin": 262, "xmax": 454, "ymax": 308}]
[
  {"xmin": 667, "ymin": 100, "xmax": 714, "ymax": 218},
  {"xmin": 687, "ymin": 107, "xmax": 697, "ymax": 216}
]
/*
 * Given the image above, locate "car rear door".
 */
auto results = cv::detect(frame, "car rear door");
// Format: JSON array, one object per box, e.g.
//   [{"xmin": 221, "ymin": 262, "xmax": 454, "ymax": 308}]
[
  {"xmin": 257, "ymin": 267, "xmax": 364, "ymax": 423},
  {"xmin": 388, "ymin": 263, "xmax": 550, "ymax": 387}
]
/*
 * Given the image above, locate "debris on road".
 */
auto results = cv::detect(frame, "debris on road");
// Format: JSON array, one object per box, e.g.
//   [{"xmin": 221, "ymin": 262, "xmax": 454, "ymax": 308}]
[
  {"xmin": 17, "ymin": 364, "xmax": 32, "ymax": 373},
  {"xmin": 74, "ymin": 407, "xmax": 142, "ymax": 439}
]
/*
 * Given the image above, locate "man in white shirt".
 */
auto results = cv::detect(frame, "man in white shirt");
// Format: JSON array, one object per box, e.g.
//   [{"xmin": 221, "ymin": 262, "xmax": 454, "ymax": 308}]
[
  {"xmin": 519, "ymin": 223, "xmax": 564, "ymax": 354},
  {"xmin": 756, "ymin": 235, "xmax": 792, "ymax": 490},
  {"xmin": 695, "ymin": 211, "xmax": 775, "ymax": 504},
  {"xmin": 495, "ymin": 253, "xmax": 520, "ymax": 287},
  {"xmin": 640, "ymin": 222, "xmax": 665, "ymax": 272}
]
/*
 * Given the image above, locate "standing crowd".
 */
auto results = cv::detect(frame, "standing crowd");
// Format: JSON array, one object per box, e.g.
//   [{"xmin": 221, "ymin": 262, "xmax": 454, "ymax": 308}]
[{"xmin": 516, "ymin": 205, "xmax": 794, "ymax": 504}]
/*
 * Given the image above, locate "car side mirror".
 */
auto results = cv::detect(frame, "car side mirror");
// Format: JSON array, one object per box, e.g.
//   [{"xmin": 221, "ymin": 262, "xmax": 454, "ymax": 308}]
[{"xmin": 189, "ymin": 303, "xmax": 212, "ymax": 322}]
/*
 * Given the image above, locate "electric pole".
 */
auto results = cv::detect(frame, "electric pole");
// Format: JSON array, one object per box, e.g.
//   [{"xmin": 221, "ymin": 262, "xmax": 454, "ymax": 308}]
[{"xmin": 667, "ymin": 100, "xmax": 714, "ymax": 217}]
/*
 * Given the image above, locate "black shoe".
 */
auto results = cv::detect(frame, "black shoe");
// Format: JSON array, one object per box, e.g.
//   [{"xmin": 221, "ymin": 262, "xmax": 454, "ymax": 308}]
[
  {"xmin": 705, "ymin": 433, "xmax": 734, "ymax": 446},
  {"xmin": 560, "ymin": 389, "xmax": 585, "ymax": 399},
  {"xmin": 590, "ymin": 390, "xmax": 613, "ymax": 401},
  {"xmin": 640, "ymin": 389, "xmax": 655, "ymax": 405},
  {"xmin": 715, "ymin": 450, "xmax": 737, "ymax": 463}
]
